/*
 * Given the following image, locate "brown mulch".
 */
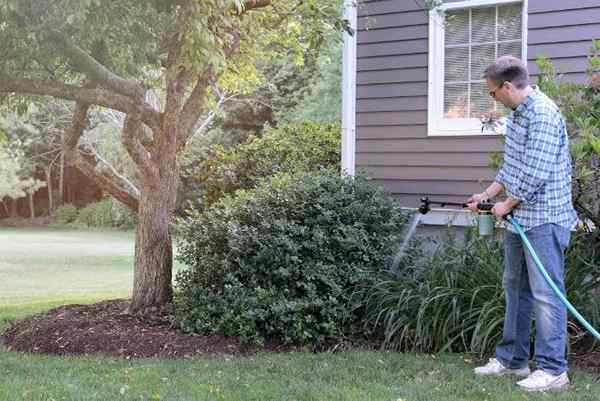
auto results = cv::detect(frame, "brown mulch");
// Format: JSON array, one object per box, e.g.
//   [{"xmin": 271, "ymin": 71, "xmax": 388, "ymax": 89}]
[
  {"xmin": 1, "ymin": 299, "xmax": 599, "ymax": 375},
  {"xmin": 571, "ymin": 335, "xmax": 600, "ymax": 375},
  {"xmin": 0, "ymin": 299, "xmax": 299, "ymax": 359}
]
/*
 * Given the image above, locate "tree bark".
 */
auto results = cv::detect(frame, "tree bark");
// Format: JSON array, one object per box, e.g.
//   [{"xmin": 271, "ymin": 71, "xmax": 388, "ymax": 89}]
[
  {"xmin": 10, "ymin": 198, "xmax": 18, "ymax": 218},
  {"xmin": 129, "ymin": 164, "xmax": 178, "ymax": 313},
  {"xmin": 45, "ymin": 166, "xmax": 53, "ymax": 213},
  {"xmin": 28, "ymin": 192, "xmax": 35, "ymax": 219},
  {"xmin": 59, "ymin": 152, "xmax": 65, "ymax": 206}
]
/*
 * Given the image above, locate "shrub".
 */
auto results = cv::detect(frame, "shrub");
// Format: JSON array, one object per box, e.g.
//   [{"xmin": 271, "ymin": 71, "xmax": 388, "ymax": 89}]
[
  {"xmin": 181, "ymin": 121, "xmax": 341, "ymax": 212},
  {"xmin": 53, "ymin": 204, "xmax": 79, "ymax": 225},
  {"xmin": 174, "ymin": 170, "xmax": 409, "ymax": 346},
  {"xmin": 536, "ymin": 41, "xmax": 600, "ymax": 229},
  {"xmin": 72, "ymin": 198, "xmax": 137, "ymax": 229},
  {"xmin": 362, "ymin": 229, "xmax": 600, "ymax": 356}
]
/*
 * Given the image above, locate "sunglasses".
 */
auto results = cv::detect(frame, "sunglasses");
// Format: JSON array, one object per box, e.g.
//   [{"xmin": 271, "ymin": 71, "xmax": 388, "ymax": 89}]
[{"xmin": 489, "ymin": 82, "xmax": 507, "ymax": 98}]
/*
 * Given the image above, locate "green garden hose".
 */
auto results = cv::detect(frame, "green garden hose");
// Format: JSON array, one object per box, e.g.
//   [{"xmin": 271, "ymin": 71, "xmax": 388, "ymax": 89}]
[{"xmin": 507, "ymin": 215, "xmax": 600, "ymax": 342}]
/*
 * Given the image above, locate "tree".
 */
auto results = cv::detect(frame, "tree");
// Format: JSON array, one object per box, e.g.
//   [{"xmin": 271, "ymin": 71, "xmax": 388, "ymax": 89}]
[
  {"xmin": 0, "ymin": 0, "xmax": 346, "ymax": 313},
  {"xmin": 0, "ymin": 132, "xmax": 45, "ymax": 218}
]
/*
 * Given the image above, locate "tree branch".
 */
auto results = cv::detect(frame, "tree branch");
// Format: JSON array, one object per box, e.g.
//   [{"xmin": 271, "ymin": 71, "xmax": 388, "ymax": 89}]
[
  {"xmin": 177, "ymin": 71, "xmax": 213, "ymax": 148},
  {"xmin": 47, "ymin": 30, "xmax": 146, "ymax": 100},
  {"xmin": 122, "ymin": 113, "xmax": 159, "ymax": 185},
  {"xmin": 0, "ymin": 76, "xmax": 163, "ymax": 134},
  {"xmin": 241, "ymin": 0, "xmax": 272, "ymax": 12},
  {"xmin": 63, "ymin": 102, "xmax": 140, "ymax": 211}
]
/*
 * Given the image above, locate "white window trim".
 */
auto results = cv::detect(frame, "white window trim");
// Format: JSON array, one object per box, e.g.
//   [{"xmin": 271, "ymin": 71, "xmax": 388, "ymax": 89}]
[{"xmin": 427, "ymin": 0, "xmax": 528, "ymax": 136}]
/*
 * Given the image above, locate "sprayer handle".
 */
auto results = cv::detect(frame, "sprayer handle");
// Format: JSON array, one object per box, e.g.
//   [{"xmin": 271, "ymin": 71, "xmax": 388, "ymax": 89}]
[{"xmin": 476, "ymin": 202, "xmax": 495, "ymax": 211}]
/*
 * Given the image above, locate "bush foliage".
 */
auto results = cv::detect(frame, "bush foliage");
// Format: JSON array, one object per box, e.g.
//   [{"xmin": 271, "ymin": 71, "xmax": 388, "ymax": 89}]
[
  {"xmin": 174, "ymin": 170, "xmax": 408, "ymax": 345},
  {"xmin": 52, "ymin": 204, "xmax": 79, "ymax": 225},
  {"xmin": 181, "ymin": 121, "xmax": 341, "ymax": 211},
  {"xmin": 536, "ymin": 40, "xmax": 600, "ymax": 229}
]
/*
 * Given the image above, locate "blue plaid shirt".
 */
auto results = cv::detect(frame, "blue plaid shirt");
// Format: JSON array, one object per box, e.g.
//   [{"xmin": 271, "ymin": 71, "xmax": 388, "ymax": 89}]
[{"xmin": 495, "ymin": 88, "xmax": 578, "ymax": 232}]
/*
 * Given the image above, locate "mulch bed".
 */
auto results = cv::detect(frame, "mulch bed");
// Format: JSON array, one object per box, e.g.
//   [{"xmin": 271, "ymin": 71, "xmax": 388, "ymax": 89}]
[
  {"xmin": 0, "ymin": 299, "xmax": 298, "ymax": 359},
  {"xmin": 1, "ymin": 299, "xmax": 599, "ymax": 376}
]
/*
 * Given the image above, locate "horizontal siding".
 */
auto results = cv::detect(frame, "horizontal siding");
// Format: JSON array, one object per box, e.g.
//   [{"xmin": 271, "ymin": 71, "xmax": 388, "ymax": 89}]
[
  {"xmin": 358, "ymin": 67, "xmax": 428, "ymax": 84},
  {"xmin": 358, "ymin": 40, "xmax": 428, "ymax": 58},
  {"xmin": 356, "ymin": 125, "xmax": 427, "ymax": 139},
  {"xmin": 354, "ymin": 0, "xmax": 600, "ymax": 205},
  {"xmin": 357, "ymin": 97, "xmax": 427, "ymax": 113},
  {"xmin": 377, "ymin": 180, "xmax": 491, "ymax": 196},
  {"xmin": 357, "ymin": 82, "xmax": 427, "ymax": 99},
  {"xmin": 357, "ymin": 111, "xmax": 427, "ymax": 126},
  {"xmin": 358, "ymin": 1, "xmax": 423, "ymax": 16},
  {"xmin": 356, "ymin": 138, "xmax": 504, "ymax": 153},
  {"xmin": 529, "ymin": 41, "xmax": 596, "ymax": 59},
  {"xmin": 358, "ymin": 11, "xmax": 428, "ymax": 30},
  {"xmin": 528, "ymin": 24, "xmax": 600, "ymax": 44},
  {"xmin": 358, "ymin": 166, "xmax": 496, "ymax": 181},
  {"xmin": 358, "ymin": 54, "xmax": 428, "ymax": 71},
  {"xmin": 529, "ymin": 0, "xmax": 600, "ymax": 13},
  {"xmin": 528, "ymin": 0, "xmax": 600, "ymax": 82},
  {"xmin": 358, "ymin": 25, "xmax": 428, "ymax": 44},
  {"xmin": 529, "ymin": 8, "xmax": 600, "ymax": 28},
  {"xmin": 356, "ymin": 152, "xmax": 493, "ymax": 167}
]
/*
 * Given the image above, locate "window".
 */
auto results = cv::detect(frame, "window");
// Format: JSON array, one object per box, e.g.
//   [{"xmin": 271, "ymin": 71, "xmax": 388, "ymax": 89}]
[{"xmin": 428, "ymin": 0, "xmax": 526, "ymax": 136}]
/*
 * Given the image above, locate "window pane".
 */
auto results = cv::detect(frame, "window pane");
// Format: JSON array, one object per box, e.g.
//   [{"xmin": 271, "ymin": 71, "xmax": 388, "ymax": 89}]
[
  {"xmin": 445, "ymin": 9, "xmax": 469, "ymax": 45},
  {"xmin": 498, "ymin": 41, "xmax": 521, "ymax": 59},
  {"xmin": 471, "ymin": 7, "xmax": 495, "ymax": 44},
  {"xmin": 445, "ymin": 47, "xmax": 469, "ymax": 82},
  {"xmin": 445, "ymin": 83, "xmax": 469, "ymax": 118},
  {"xmin": 498, "ymin": 3, "xmax": 522, "ymax": 41},
  {"xmin": 471, "ymin": 44, "xmax": 496, "ymax": 81},
  {"xmin": 470, "ymin": 82, "xmax": 495, "ymax": 119}
]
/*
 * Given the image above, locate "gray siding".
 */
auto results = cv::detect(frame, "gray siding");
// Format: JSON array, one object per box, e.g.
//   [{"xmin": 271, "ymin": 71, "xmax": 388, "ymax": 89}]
[
  {"xmin": 527, "ymin": 1, "xmax": 600, "ymax": 82},
  {"xmin": 355, "ymin": 0, "xmax": 600, "ymax": 207}
]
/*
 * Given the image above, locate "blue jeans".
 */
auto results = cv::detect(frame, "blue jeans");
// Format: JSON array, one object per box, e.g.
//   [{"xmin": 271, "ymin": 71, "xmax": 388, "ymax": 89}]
[{"xmin": 495, "ymin": 223, "xmax": 571, "ymax": 375}]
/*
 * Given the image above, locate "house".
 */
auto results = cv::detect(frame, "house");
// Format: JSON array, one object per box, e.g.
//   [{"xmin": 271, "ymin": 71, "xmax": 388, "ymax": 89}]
[{"xmin": 341, "ymin": 0, "xmax": 598, "ymax": 226}]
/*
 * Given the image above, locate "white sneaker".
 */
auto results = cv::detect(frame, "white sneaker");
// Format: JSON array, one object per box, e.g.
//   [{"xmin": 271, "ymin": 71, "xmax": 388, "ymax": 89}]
[
  {"xmin": 517, "ymin": 369, "xmax": 569, "ymax": 392},
  {"xmin": 474, "ymin": 358, "xmax": 531, "ymax": 377}
]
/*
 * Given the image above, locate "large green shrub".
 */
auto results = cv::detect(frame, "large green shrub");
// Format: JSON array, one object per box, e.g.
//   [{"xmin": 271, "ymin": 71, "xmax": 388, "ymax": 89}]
[
  {"xmin": 174, "ymin": 170, "xmax": 409, "ymax": 346},
  {"xmin": 72, "ymin": 198, "xmax": 137, "ymax": 229},
  {"xmin": 536, "ymin": 41, "xmax": 600, "ymax": 229},
  {"xmin": 52, "ymin": 204, "xmax": 79, "ymax": 225},
  {"xmin": 181, "ymin": 121, "xmax": 341, "ymax": 212},
  {"xmin": 362, "ymin": 230, "xmax": 600, "ymax": 357}
]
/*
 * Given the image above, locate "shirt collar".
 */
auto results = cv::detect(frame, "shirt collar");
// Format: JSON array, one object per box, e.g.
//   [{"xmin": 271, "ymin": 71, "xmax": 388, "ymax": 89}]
[{"xmin": 514, "ymin": 86, "xmax": 538, "ymax": 115}]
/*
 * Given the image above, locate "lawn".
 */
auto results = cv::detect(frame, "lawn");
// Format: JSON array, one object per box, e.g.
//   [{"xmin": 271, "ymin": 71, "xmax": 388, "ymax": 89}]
[{"xmin": 1, "ymin": 227, "xmax": 599, "ymax": 401}]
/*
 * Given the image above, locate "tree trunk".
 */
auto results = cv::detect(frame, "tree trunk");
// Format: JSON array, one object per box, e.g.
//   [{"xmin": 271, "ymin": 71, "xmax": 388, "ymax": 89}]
[
  {"xmin": 45, "ymin": 166, "xmax": 54, "ymax": 213},
  {"xmin": 59, "ymin": 151, "xmax": 65, "ymax": 206},
  {"xmin": 28, "ymin": 193, "xmax": 35, "ymax": 219},
  {"xmin": 129, "ymin": 167, "xmax": 178, "ymax": 313},
  {"xmin": 10, "ymin": 198, "xmax": 18, "ymax": 217}
]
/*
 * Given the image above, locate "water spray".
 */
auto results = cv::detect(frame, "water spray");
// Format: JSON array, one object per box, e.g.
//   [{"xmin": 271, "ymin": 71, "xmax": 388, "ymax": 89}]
[{"xmin": 414, "ymin": 197, "xmax": 600, "ymax": 343}]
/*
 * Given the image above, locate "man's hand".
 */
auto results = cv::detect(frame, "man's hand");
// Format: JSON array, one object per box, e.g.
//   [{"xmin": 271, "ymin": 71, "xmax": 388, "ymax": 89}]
[
  {"xmin": 466, "ymin": 192, "xmax": 487, "ymax": 212},
  {"xmin": 492, "ymin": 200, "xmax": 513, "ymax": 220}
]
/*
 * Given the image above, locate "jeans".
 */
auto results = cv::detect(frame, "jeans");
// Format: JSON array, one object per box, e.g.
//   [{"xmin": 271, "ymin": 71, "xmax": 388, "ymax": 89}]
[{"xmin": 495, "ymin": 223, "xmax": 571, "ymax": 375}]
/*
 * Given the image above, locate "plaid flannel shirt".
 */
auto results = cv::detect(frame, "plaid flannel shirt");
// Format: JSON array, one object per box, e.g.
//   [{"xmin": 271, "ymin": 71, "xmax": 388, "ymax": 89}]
[{"xmin": 495, "ymin": 88, "xmax": 578, "ymax": 232}]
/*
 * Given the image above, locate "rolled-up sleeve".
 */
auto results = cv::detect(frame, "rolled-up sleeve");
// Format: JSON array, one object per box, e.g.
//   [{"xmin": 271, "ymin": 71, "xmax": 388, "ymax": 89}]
[{"xmin": 509, "ymin": 112, "xmax": 561, "ymax": 204}]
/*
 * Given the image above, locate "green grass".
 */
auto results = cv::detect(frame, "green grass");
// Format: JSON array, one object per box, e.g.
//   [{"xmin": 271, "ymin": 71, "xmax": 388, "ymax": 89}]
[{"xmin": 1, "ymin": 227, "xmax": 599, "ymax": 401}]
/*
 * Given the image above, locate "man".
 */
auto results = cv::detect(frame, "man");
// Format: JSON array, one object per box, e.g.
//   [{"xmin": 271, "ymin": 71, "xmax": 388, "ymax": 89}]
[{"xmin": 467, "ymin": 55, "xmax": 578, "ymax": 392}]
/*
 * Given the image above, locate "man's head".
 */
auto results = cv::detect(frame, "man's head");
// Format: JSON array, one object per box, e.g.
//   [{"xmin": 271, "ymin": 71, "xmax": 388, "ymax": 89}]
[{"xmin": 483, "ymin": 55, "xmax": 531, "ymax": 109}]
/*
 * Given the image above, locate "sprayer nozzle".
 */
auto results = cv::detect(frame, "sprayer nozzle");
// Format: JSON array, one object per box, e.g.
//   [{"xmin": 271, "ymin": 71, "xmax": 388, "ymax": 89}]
[{"xmin": 418, "ymin": 197, "xmax": 431, "ymax": 215}]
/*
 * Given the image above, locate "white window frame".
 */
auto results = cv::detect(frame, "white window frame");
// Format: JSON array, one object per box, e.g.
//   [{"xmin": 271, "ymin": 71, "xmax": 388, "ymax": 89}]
[{"xmin": 427, "ymin": 0, "xmax": 528, "ymax": 136}]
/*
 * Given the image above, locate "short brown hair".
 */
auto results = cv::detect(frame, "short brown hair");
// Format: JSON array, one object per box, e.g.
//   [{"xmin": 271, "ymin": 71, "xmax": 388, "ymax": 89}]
[{"xmin": 483, "ymin": 55, "xmax": 529, "ymax": 89}]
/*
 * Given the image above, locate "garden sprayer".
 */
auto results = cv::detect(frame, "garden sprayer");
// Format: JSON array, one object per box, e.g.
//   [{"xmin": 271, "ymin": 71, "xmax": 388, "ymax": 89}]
[{"xmin": 418, "ymin": 197, "xmax": 600, "ymax": 343}]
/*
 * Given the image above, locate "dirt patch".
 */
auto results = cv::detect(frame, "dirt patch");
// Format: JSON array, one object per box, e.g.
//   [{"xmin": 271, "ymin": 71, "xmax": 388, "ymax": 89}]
[
  {"xmin": 1, "ymin": 299, "xmax": 599, "ymax": 374},
  {"xmin": 571, "ymin": 335, "xmax": 600, "ymax": 375},
  {"xmin": 0, "ymin": 299, "xmax": 297, "ymax": 359}
]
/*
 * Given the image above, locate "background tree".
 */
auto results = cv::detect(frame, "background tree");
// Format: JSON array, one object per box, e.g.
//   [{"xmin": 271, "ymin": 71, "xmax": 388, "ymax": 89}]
[{"xmin": 0, "ymin": 0, "xmax": 346, "ymax": 313}]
